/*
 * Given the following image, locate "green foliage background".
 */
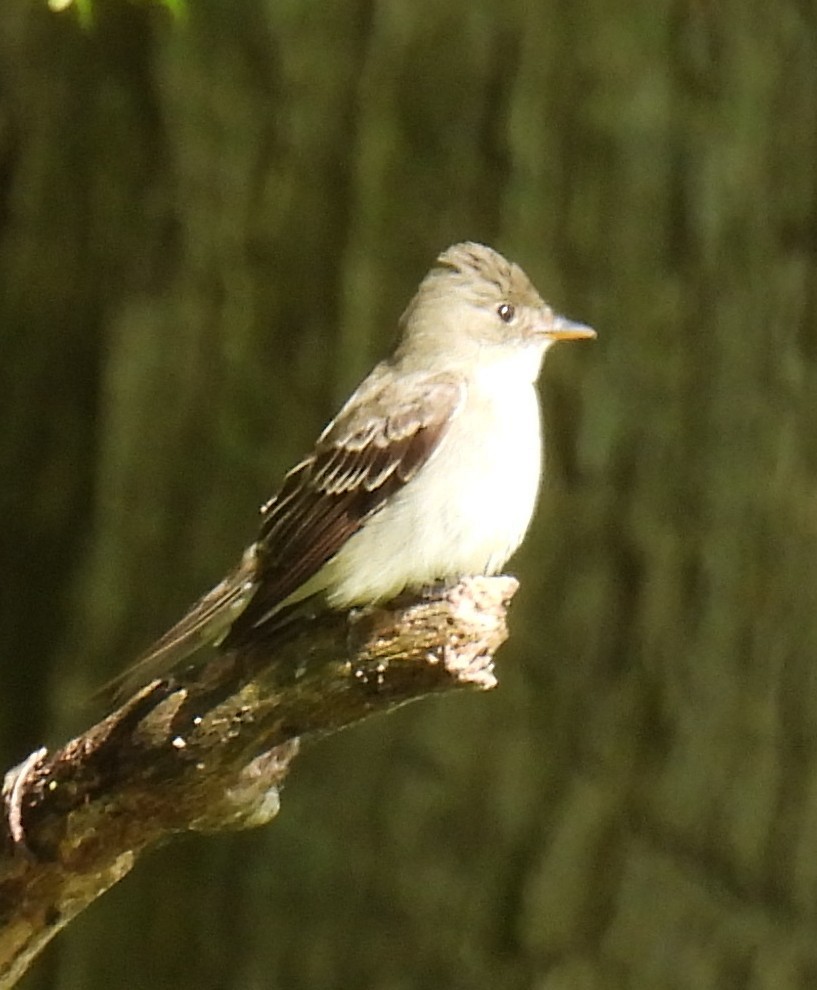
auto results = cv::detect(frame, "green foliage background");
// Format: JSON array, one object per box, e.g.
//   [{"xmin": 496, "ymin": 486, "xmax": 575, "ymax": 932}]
[{"xmin": 2, "ymin": 1, "xmax": 817, "ymax": 988}]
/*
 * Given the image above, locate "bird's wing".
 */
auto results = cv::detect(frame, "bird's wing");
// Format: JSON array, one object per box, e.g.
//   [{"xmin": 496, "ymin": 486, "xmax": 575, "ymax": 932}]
[
  {"xmin": 107, "ymin": 366, "xmax": 464, "ymax": 697},
  {"xmin": 224, "ymin": 366, "xmax": 465, "ymax": 643}
]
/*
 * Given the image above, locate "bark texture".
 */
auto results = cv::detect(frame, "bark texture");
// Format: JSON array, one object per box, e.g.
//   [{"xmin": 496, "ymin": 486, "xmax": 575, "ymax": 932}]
[
  {"xmin": 0, "ymin": 578, "xmax": 509, "ymax": 989},
  {"xmin": 0, "ymin": 1, "xmax": 816, "ymax": 989}
]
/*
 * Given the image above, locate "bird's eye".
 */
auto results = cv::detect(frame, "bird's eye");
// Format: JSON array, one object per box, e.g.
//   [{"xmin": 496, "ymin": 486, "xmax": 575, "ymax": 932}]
[{"xmin": 497, "ymin": 303, "xmax": 515, "ymax": 323}]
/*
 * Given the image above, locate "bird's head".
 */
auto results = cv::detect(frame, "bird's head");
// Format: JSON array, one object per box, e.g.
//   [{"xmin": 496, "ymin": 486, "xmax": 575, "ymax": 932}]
[{"xmin": 396, "ymin": 242, "xmax": 595, "ymax": 376}]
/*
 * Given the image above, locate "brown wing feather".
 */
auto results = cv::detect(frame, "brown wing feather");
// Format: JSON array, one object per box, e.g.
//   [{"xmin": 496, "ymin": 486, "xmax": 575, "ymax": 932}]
[{"xmin": 224, "ymin": 366, "xmax": 464, "ymax": 644}]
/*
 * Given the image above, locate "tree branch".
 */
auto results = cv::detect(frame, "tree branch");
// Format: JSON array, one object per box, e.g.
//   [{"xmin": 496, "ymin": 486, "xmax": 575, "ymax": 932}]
[{"xmin": 0, "ymin": 576, "xmax": 517, "ymax": 988}]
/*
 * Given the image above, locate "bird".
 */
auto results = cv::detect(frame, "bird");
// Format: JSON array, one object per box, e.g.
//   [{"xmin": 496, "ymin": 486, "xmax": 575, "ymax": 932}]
[{"xmin": 110, "ymin": 242, "xmax": 595, "ymax": 697}]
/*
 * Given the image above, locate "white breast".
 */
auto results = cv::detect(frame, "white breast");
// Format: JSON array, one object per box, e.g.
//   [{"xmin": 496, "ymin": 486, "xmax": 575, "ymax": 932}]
[{"xmin": 320, "ymin": 349, "xmax": 545, "ymax": 607}]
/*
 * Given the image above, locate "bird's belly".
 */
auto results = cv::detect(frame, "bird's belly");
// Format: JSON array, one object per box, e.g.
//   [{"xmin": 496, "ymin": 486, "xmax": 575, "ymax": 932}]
[{"xmin": 322, "ymin": 384, "xmax": 542, "ymax": 606}]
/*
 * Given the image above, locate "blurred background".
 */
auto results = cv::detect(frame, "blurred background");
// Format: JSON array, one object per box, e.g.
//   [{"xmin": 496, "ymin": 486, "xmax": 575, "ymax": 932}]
[{"xmin": 2, "ymin": 0, "xmax": 817, "ymax": 987}]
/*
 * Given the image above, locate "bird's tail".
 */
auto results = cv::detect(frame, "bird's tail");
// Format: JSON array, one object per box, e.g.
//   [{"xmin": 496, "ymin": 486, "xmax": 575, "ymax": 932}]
[{"xmin": 97, "ymin": 550, "xmax": 259, "ymax": 705}]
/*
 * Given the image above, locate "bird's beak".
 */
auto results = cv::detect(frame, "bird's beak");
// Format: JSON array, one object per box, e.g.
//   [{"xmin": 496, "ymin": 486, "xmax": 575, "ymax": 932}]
[{"xmin": 544, "ymin": 313, "xmax": 597, "ymax": 341}]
